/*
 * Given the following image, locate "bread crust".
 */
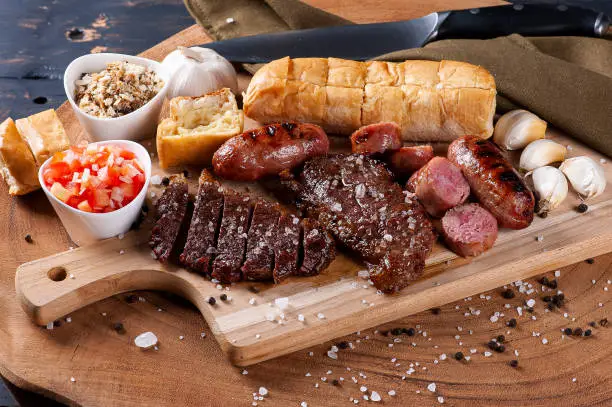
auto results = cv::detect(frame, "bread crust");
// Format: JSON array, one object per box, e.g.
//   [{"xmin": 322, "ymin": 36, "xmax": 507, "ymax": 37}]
[
  {"xmin": 243, "ymin": 58, "xmax": 496, "ymax": 142},
  {"xmin": 15, "ymin": 109, "xmax": 70, "ymax": 165},
  {"xmin": 0, "ymin": 118, "xmax": 40, "ymax": 195}
]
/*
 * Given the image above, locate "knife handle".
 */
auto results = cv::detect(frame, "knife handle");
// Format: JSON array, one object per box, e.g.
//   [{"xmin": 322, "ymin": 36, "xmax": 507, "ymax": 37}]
[{"xmin": 436, "ymin": 4, "xmax": 610, "ymax": 40}]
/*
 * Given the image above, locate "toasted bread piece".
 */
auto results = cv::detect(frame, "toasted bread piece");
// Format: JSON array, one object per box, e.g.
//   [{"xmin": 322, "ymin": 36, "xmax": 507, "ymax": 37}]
[
  {"xmin": 157, "ymin": 88, "xmax": 243, "ymax": 169},
  {"xmin": 0, "ymin": 118, "xmax": 40, "ymax": 195},
  {"xmin": 15, "ymin": 109, "xmax": 70, "ymax": 165}
]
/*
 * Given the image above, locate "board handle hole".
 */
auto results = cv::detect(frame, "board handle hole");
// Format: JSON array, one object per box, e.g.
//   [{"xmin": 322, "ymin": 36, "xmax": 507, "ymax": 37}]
[{"xmin": 48, "ymin": 266, "xmax": 67, "ymax": 282}]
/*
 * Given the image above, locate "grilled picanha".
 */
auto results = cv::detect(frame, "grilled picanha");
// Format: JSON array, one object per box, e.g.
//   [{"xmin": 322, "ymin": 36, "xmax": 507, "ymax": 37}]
[
  {"xmin": 285, "ymin": 154, "xmax": 436, "ymax": 292},
  {"xmin": 152, "ymin": 170, "xmax": 335, "ymax": 283}
]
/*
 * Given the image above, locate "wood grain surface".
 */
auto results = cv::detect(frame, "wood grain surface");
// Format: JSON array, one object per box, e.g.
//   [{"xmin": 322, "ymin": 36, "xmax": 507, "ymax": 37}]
[{"xmin": 0, "ymin": 0, "xmax": 610, "ymax": 406}]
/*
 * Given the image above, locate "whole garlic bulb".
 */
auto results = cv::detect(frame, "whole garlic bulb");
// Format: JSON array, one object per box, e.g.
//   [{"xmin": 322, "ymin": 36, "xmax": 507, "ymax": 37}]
[
  {"xmin": 559, "ymin": 156, "xmax": 606, "ymax": 199},
  {"xmin": 519, "ymin": 139, "xmax": 566, "ymax": 172},
  {"xmin": 531, "ymin": 166, "xmax": 568, "ymax": 215},
  {"xmin": 161, "ymin": 46, "xmax": 238, "ymax": 98},
  {"xmin": 493, "ymin": 110, "xmax": 547, "ymax": 150}
]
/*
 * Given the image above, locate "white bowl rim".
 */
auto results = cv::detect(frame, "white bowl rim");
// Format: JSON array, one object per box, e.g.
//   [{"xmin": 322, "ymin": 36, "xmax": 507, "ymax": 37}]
[
  {"xmin": 63, "ymin": 52, "xmax": 169, "ymax": 123},
  {"xmin": 38, "ymin": 139, "xmax": 152, "ymax": 218}
]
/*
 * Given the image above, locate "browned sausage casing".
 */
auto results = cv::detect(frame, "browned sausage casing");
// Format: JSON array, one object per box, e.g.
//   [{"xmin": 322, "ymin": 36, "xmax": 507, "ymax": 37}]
[
  {"xmin": 213, "ymin": 123, "xmax": 330, "ymax": 181},
  {"xmin": 350, "ymin": 122, "xmax": 402, "ymax": 155},
  {"xmin": 447, "ymin": 135, "xmax": 534, "ymax": 229}
]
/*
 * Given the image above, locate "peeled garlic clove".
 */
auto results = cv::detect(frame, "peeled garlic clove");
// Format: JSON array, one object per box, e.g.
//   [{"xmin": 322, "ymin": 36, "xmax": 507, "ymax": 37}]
[
  {"xmin": 519, "ymin": 139, "xmax": 567, "ymax": 172},
  {"xmin": 531, "ymin": 166, "xmax": 568, "ymax": 215},
  {"xmin": 559, "ymin": 156, "xmax": 606, "ymax": 199},
  {"xmin": 493, "ymin": 110, "xmax": 547, "ymax": 150}
]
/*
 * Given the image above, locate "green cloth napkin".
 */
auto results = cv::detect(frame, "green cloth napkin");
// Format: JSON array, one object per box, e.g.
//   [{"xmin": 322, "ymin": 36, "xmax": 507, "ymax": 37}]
[{"xmin": 184, "ymin": 0, "xmax": 612, "ymax": 157}]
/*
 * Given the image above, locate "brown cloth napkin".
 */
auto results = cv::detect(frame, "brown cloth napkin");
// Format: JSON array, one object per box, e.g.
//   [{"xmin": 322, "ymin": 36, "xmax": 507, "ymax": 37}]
[{"xmin": 184, "ymin": 0, "xmax": 612, "ymax": 157}]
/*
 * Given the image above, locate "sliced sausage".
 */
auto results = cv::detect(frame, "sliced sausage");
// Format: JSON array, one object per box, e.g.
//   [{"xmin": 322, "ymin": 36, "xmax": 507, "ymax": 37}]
[
  {"xmin": 447, "ymin": 135, "xmax": 535, "ymax": 229},
  {"xmin": 441, "ymin": 203, "xmax": 498, "ymax": 257},
  {"xmin": 406, "ymin": 157, "xmax": 470, "ymax": 218},
  {"xmin": 350, "ymin": 122, "xmax": 401, "ymax": 155},
  {"xmin": 213, "ymin": 122, "xmax": 330, "ymax": 181},
  {"xmin": 387, "ymin": 145, "xmax": 434, "ymax": 178}
]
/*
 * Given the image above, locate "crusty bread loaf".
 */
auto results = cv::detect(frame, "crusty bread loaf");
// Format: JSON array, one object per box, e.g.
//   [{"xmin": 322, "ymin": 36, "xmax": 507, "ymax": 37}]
[
  {"xmin": 15, "ymin": 109, "xmax": 70, "ymax": 165},
  {"xmin": 157, "ymin": 88, "xmax": 244, "ymax": 169},
  {"xmin": 243, "ymin": 57, "xmax": 496, "ymax": 142},
  {"xmin": 0, "ymin": 118, "xmax": 40, "ymax": 196}
]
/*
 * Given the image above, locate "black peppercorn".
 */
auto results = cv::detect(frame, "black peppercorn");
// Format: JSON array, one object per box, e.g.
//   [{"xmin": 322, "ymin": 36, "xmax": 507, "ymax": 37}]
[
  {"xmin": 563, "ymin": 328, "xmax": 573, "ymax": 335},
  {"xmin": 576, "ymin": 203, "xmax": 588, "ymax": 213},
  {"xmin": 509, "ymin": 360, "xmax": 519, "ymax": 368},
  {"xmin": 53, "ymin": 320, "xmax": 61, "ymax": 327},
  {"xmin": 405, "ymin": 328, "xmax": 415, "ymax": 336},
  {"xmin": 33, "ymin": 96, "xmax": 48, "ymax": 104},
  {"xmin": 391, "ymin": 328, "xmax": 403, "ymax": 335},
  {"xmin": 431, "ymin": 307, "xmax": 441, "ymax": 315},
  {"xmin": 454, "ymin": 351, "xmax": 464, "ymax": 360},
  {"xmin": 547, "ymin": 302, "xmax": 556, "ymax": 311},
  {"xmin": 497, "ymin": 335, "xmax": 505, "ymax": 343},
  {"xmin": 586, "ymin": 258, "xmax": 594, "ymax": 264},
  {"xmin": 495, "ymin": 345, "xmax": 505, "ymax": 353},
  {"xmin": 182, "ymin": 170, "xmax": 189, "ymax": 178},
  {"xmin": 542, "ymin": 296, "xmax": 552, "ymax": 302},
  {"xmin": 600, "ymin": 318, "xmax": 608, "ymax": 327},
  {"xmin": 525, "ymin": 306, "xmax": 534, "ymax": 313},
  {"xmin": 113, "ymin": 322, "xmax": 125, "ymax": 334},
  {"xmin": 487, "ymin": 341, "xmax": 498, "ymax": 350},
  {"xmin": 588, "ymin": 321, "xmax": 596, "ymax": 327},
  {"xmin": 583, "ymin": 329, "xmax": 592, "ymax": 337},
  {"xmin": 24, "ymin": 234, "xmax": 33, "ymax": 243},
  {"xmin": 548, "ymin": 279, "xmax": 558, "ymax": 289},
  {"xmin": 502, "ymin": 289, "xmax": 515, "ymax": 299},
  {"xmin": 208, "ymin": 296, "xmax": 216, "ymax": 305},
  {"xmin": 332, "ymin": 379, "xmax": 340, "ymax": 386},
  {"xmin": 573, "ymin": 328, "xmax": 583, "ymax": 336},
  {"xmin": 125, "ymin": 294, "xmax": 138, "ymax": 303},
  {"xmin": 220, "ymin": 294, "xmax": 228, "ymax": 301},
  {"xmin": 161, "ymin": 177, "xmax": 170, "ymax": 186},
  {"xmin": 337, "ymin": 341, "xmax": 349, "ymax": 349},
  {"xmin": 539, "ymin": 277, "xmax": 550, "ymax": 286},
  {"xmin": 506, "ymin": 318, "xmax": 517, "ymax": 328}
]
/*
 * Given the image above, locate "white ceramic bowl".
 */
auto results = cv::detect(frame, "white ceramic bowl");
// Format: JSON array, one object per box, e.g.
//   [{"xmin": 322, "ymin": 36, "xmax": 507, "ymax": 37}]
[
  {"xmin": 38, "ymin": 140, "xmax": 152, "ymax": 246},
  {"xmin": 63, "ymin": 53, "xmax": 169, "ymax": 142}
]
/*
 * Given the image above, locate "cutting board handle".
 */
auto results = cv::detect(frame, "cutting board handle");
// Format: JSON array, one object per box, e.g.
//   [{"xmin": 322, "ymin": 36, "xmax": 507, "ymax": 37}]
[{"xmin": 14, "ymin": 234, "xmax": 200, "ymax": 326}]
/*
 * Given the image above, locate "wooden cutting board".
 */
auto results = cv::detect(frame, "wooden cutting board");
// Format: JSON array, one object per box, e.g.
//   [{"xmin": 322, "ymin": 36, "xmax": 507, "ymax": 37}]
[{"xmin": 2, "ymin": 1, "xmax": 611, "ymax": 406}]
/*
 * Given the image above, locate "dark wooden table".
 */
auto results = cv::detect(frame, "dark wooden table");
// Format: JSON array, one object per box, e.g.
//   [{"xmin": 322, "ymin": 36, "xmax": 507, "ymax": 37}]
[{"xmin": 0, "ymin": 2, "xmax": 193, "ymax": 404}]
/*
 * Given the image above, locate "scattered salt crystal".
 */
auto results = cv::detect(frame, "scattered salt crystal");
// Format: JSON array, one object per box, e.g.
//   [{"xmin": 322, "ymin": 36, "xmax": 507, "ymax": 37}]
[
  {"xmin": 259, "ymin": 387, "xmax": 268, "ymax": 396},
  {"xmin": 517, "ymin": 307, "xmax": 523, "ymax": 316},
  {"xmin": 440, "ymin": 354, "xmax": 447, "ymax": 360},
  {"xmin": 119, "ymin": 249, "xmax": 125, "ymax": 255},
  {"xmin": 327, "ymin": 351, "xmax": 338, "ymax": 359},
  {"xmin": 201, "ymin": 332, "xmax": 206, "ymax": 338},
  {"xmin": 357, "ymin": 269, "xmax": 370, "ymax": 279},
  {"xmin": 360, "ymin": 386, "xmax": 368, "ymax": 392},
  {"xmin": 70, "ymin": 377, "xmax": 76, "ymax": 383},
  {"xmin": 298, "ymin": 314, "xmax": 305, "ymax": 322},
  {"xmin": 490, "ymin": 315, "xmax": 498, "ymax": 323},
  {"xmin": 484, "ymin": 351, "xmax": 492, "ymax": 357},
  {"xmin": 542, "ymin": 338, "xmax": 548, "ymax": 345},
  {"xmin": 242, "ymin": 370, "xmax": 248, "ymax": 375},
  {"xmin": 572, "ymin": 378, "xmax": 577, "ymax": 382},
  {"xmin": 438, "ymin": 396, "xmax": 445, "ymax": 404},
  {"xmin": 554, "ymin": 270, "xmax": 561, "ymax": 277},
  {"xmin": 66, "ymin": 317, "xmax": 72, "ymax": 323},
  {"xmin": 249, "ymin": 298, "xmax": 256, "ymax": 305},
  {"xmin": 117, "ymin": 233, "xmax": 125, "ymax": 240},
  {"xmin": 301, "ymin": 402, "xmax": 308, "ymax": 407},
  {"xmin": 370, "ymin": 391, "xmax": 381, "ymax": 402},
  {"xmin": 226, "ymin": 17, "xmax": 235, "ymax": 24},
  {"xmin": 274, "ymin": 297, "xmax": 289, "ymax": 310},
  {"xmin": 150, "ymin": 175, "xmax": 162, "ymax": 185},
  {"xmin": 255, "ymin": 334, "xmax": 261, "ymax": 339},
  {"xmin": 388, "ymin": 390, "xmax": 396, "ymax": 397},
  {"xmin": 427, "ymin": 383, "xmax": 436, "ymax": 392},
  {"xmin": 526, "ymin": 299, "xmax": 536, "ymax": 307},
  {"xmin": 317, "ymin": 312, "xmax": 325, "ymax": 319},
  {"xmin": 600, "ymin": 158, "xmax": 607, "ymax": 164},
  {"xmin": 134, "ymin": 331, "xmax": 158, "ymax": 349}
]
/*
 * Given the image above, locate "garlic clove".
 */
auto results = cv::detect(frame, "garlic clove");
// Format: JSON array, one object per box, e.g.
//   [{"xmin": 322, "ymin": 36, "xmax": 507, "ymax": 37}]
[
  {"xmin": 530, "ymin": 166, "xmax": 568, "ymax": 215},
  {"xmin": 519, "ymin": 139, "xmax": 567, "ymax": 172},
  {"xmin": 493, "ymin": 110, "xmax": 547, "ymax": 150},
  {"xmin": 559, "ymin": 156, "xmax": 607, "ymax": 199}
]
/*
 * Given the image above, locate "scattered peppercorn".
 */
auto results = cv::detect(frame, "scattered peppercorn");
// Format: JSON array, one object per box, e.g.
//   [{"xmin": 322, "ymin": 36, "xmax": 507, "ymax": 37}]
[
  {"xmin": 337, "ymin": 341, "xmax": 349, "ymax": 349},
  {"xmin": 431, "ymin": 307, "xmax": 441, "ymax": 315},
  {"xmin": 583, "ymin": 329, "xmax": 592, "ymax": 337},
  {"xmin": 454, "ymin": 352, "xmax": 464, "ymax": 360},
  {"xmin": 547, "ymin": 302, "xmax": 556, "ymax": 311},
  {"xmin": 506, "ymin": 318, "xmax": 517, "ymax": 328},
  {"xmin": 585, "ymin": 258, "xmax": 594, "ymax": 264},
  {"xmin": 391, "ymin": 328, "xmax": 403, "ymax": 335},
  {"xmin": 182, "ymin": 170, "xmax": 189, "ymax": 178},
  {"xmin": 379, "ymin": 330, "xmax": 389, "ymax": 337},
  {"xmin": 487, "ymin": 341, "xmax": 498, "ymax": 350},
  {"xmin": 563, "ymin": 328, "xmax": 573, "ymax": 335},
  {"xmin": 501, "ymin": 289, "xmax": 515, "ymax": 299},
  {"xmin": 113, "ymin": 322, "xmax": 125, "ymax": 334},
  {"xmin": 495, "ymin": 345, "xmax": 505, "ymax": 353},
  {"xmin": 33, "ymin": 96, "xmax": 48, "ymax": 104},
  {"xmin": 573, "ymin": 328, "xmax": 583, "ymax": 336},
  {"xmin": 497, "ymin": 335, "xmax": 505, "ymax": 343},
  {"xmin": 125, "ymin": 294, "xmax": 138, "ymax": 303},
  {"xmin": 161, "ymin": 177, "xmax": 170, "ymax": 186},
  {"xmin": 548, "ymin": 279, "xmax": 558, "ymax": 289},
  {"xmin": 525, "ymin": 306, "xmax": 534, "ymax": 313},
  {"xmin": 142, "ymin": 204, "xmax": 149, "ymax": 213},
  {"xmin": 332, "ymin": 379, "xmax": 340, "ymax": 386},
  {"xmin": 24, "ymin": 234, "xmax": 33, "ymax": 243},
  {"xmin": 600, "ymin": 318, "xmax": 608, "ymax": 327},
  {"xmin": 220, "ymin": 293, "xmax": 228, "ymax": 301},
  {"xmin": 53, "ymin": 320, "xmax": 61, "ymax": 327},
  {"xmin": 542, "ymin": 296, "xmax": 552, "ymax": 302},
  {"xmin": 539, "ymin": 277, "xmax": 550, "ymax": 286},
  {"xmin": 405, "ymin": 328, "xmax": 415, "ymax": 336},
  {"xmin": 208, "ymin": 296, "xmax": 216, "ymax": 305},
  {"xmin": 576, "ymin": 203, "xmax": 588, "ymax": 213},
  {"xmin": 509, "ymin": 360, "xmax": 519, "ymax": 368},
  {"xmin": 552, "ymin": 294, "xmax": 564, "ymax": 307},
  {"xmin": 588, "ymin": 321, "xmax": 597, "ymax": 327},
  {"xmin": 67, "ymin": 27, "xmax": 84, "ymax": 40}
]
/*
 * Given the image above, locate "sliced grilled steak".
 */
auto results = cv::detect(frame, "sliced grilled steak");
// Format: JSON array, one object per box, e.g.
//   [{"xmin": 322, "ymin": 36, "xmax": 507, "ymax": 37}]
[
  {"xmin": 297, "ymin": 154, "xmax": 436, "ymax": 292},
  {"xmin": 242, "ymin": 200, "xmax": 281, "ymax": 281},
  {"xmin": 299, "ymin": 218, "xmax": 336, "ymax": 277},
  {"xmin": 211, "ymin": 190, "xmax": 251, "ymax": 283},
  {"xmin": 179, "ymin": 171, "xmax": 223, "ymax": 274},
  {"xmin": 273, "ymin": 213, "xmax": 301, "ymax": 283},
  {"xmin": 149, "ymin": 175, "xmax": 189, "ymax": 262}
]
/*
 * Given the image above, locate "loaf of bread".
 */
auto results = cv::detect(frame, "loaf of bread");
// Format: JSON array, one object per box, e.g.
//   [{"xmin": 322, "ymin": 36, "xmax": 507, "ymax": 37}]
[
  {"xmin": 243, "ymin": 57, "xmax": 496, "ymax": 142},
  {"xmin": 15, "ymin": 109, "xmax": 70, "ymax": 165},
  {"xmin": 157, "ymin": 88, "xmax": 244, "ymax": 169},
  {"xmin": 0, "ymin": 118, "xmax": 40, "ymax": 195}
]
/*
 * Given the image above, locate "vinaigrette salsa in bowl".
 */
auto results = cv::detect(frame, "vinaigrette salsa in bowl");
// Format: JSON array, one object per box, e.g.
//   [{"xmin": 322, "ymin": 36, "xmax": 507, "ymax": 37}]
[{"xmin": 38, "ymin": 140, "xmax": 151, "ymax": 246}]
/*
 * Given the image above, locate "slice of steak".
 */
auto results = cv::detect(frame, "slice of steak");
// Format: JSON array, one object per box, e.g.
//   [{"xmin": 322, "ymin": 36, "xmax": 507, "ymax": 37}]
[
  {"xmin": 211, "ymin": 190, "xmax": 251, "ymax": 283},
  {"xmin": 272, "ymin": 213, "xmax": 301, "ymax": 283},
  {"xmin": 241, "ymin": 200, "xmax": 280, "ymax": 281},
  {"xmin": 298, "ymin": 154, "xmax": 436, "ymax": 292},
  {"xmin": 299, "ymin": 218, "xmax": 336, "ymax": 277},
  {"xmin": 149, "ymin": 175, "xmax": 189, "ymax": 262},
  {"xmin": 179, "ymin": 170, "xmax": 223, "ymax": 274}
]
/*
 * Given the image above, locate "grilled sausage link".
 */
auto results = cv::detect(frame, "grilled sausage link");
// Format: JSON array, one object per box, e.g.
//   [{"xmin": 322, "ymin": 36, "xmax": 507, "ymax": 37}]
[
  {"xmin": 213, "ymin": 122, "xmax": 329, "ymax": 181},
  {"xmin": 350, "ymin": 122, "xmax": 402, "ymax": 155},
  {"xmin": 447, "ymin": 135, "xmax": 534, "ymax": 229}
]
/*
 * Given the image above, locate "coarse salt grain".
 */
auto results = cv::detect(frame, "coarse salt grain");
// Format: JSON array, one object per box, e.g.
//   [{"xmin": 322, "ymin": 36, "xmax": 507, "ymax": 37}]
[
  {"xmin": 484, "ymin": 351, "xmax": 492, "ymax": 357},
  {"xmin": 259, "ymin": 387, "xmax": 268, "ymax": 396},
  {"xmin": 134, "ymin": 331, "xmax": 158, "ymax": 349},
  {"xmin": 242, "ymin": 370, "xmax": 248, "ymax": 375},
  {"xmin": 370, "ymin": 391, "xmax": 381, "ymax": 402},
  {"xmin": 150, "ymin": 175, "xmax": 162, "ymax": 185},
  {"xmin": 249, "ymin": 298, "xmax": 256, "ymax": 305},
  {"xmin": 388, "ymin": 390, "xmax": 396, "ymax": 396},
  {"xmin": 427, "ymin": 383, "xmax": 436, "ymax": 392},
  {"xmin": 274, "ymin": 297, "xmax": 289, "ymax": 310},
  {"xmin": 438, "ymin": 396, "xmax": 445, "ymax": 404},
  {"xmin": 526, "ymin": 299, "xmax": 536, "ymax": 307},
  {"xmin": 317, "ymin": 313, "xmax": 325, "ymax": 319},
  {"xmin": 70, "ymin": 377, "xmax": 76, "ymax": 383},
  {"xmin": 542, "ymin": 338, "xmax": 548, "ymax": 344},
  {"xmin": 554, "ymin": 270, "xmax": 561, "ymax": 277},
  {"xmin": 298, "ymin": 314, "xmax": 305, "ymax": 322}
]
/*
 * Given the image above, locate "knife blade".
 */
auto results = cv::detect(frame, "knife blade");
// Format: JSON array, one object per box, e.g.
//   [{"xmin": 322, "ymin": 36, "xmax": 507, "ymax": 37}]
[{"xmin": 202, "ymin": 4, "xmax": 610, "ymax": 63}]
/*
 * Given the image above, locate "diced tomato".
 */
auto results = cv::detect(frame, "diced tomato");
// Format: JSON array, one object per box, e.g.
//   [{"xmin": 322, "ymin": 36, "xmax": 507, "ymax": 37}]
[{"xmin": 43, "ymin": 143, "xmax": 145, "ymax": 213}]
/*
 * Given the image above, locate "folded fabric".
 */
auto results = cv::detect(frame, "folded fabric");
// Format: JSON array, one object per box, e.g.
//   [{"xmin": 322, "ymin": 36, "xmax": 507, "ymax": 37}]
[{"xmin": 184, "ymin": 0, "xmax": 612, "ymax": 157}]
